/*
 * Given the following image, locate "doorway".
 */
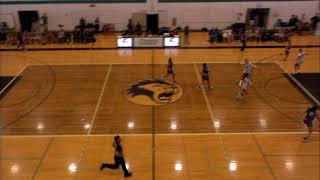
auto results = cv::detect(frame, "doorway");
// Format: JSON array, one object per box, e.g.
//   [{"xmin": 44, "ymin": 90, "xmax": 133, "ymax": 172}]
[
  {"xmin": 246, "ymin": 8, "xmax": 270, "ymax": 28},
  {"xmin": 18, "ymin": 11, "xmax": 39, "ymax": 32}
]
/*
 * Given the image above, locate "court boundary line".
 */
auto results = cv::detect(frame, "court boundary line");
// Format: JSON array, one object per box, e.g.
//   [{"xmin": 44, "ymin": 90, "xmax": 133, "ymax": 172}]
[
  {"xmin": 276, "ymin": 62, "xmax": 320, "ymax": 106},
  {"xmin": 1, "ymin": 132, "xmax": 318, "ymax": 138},
  {"xmin": 0, "ymin": 64, "xmax": 28, "ymax": 95},
  {"xmin": 265, "ymin": 154, "xmax": 320, "ymax": 157},
  {"xmin": 17, "ymin": 61, "xmax": 277, "ymax": 66}
]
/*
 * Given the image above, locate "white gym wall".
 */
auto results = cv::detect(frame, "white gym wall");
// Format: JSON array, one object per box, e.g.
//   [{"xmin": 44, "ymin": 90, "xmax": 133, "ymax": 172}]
[{"xmin": 0, "ymin": 0, "xmax": 318, "ymax": 31}]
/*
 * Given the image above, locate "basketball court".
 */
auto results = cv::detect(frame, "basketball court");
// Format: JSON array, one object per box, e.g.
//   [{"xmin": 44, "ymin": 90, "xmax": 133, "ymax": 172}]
[{"xmin": 0, "ymin": 46, "xmax": 319, "ymax": 179}]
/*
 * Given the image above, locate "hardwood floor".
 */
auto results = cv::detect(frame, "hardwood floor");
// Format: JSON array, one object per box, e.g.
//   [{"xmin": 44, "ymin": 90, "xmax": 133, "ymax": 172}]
[{"xmin": 0, "ymin": 39, "xmax": 319, "ymax": 179}]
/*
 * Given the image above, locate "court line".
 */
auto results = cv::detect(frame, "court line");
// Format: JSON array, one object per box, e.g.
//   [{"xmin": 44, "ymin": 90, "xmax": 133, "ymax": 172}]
[
  {"xmin": 31, "ymin": 137, "xmax": 54, "ymax": 180},
  {"xmin": 88, "ymin": 64, "xmax": 112, "ymax": 135},
  {"xmin": 1, "ymin": 131, "xmax": 318, "ymax": 138},
  {"xmin": 152, "ymin": 49, "xmax": 156, "ymax": 180},
  {"xmin": 193, "ymin": 63, "xmax": 235, "ymax": 180},
  {"xmin": 252, "ymin": 134, "xmax": 278, "ymax": 180},
  {"xmin": 276, "ymin": 62, "xmax": 320, "ymax": 106},
  {"xmin": 192, "ymin": 64, "xmax": 215, "ymax": 129},
  {"xmin": 0, "ymin": 64, "xmax": 28, "ymax": 95},
  {"xmin": 265, "ymin": 154, "xmax": 320, "ymax": 157},
  {"xmin": 19, "ymin": 61, "xmax": 270, "ymax": 66},
  {"xmin": 73, "ymin": 64, "xmax": 112, "ymax": 180},
  {"xmin": 0, "ymin": 131, "xmax": 320, "ymax": 139}
]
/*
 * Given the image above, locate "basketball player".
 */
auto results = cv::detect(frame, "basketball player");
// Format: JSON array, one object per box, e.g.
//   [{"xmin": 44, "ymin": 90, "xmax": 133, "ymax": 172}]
[
  {"xmin": 198, "ymin": 63, "xmax": 212, "ymax": 89},
  {"xmin": 100, "ymin": 135, "xmax": 132, "ymax": 177},
  {"xmin": 294, "ymin": 48, "xmax": 307, "ymax": 74},
  {"xmin": 240, "ymin": 59, "xmax": 256, "ymax": 84},
  {"xmin": 282, "ymin": 39, "xmax": 292, "ymax": 60},
  {"xmin": 163, "ymin": 58, "xmax": 176, "ymax": 82},
  {"xmin": 236, "ymin": 73, "xmax": 250, "ymax": 99},
  {"xmin": 302, "ymin": 105, "xmax": 319, "ymax": 142},
  {"xmin": 282, "ymin": 46, "xmax": 291, "ymax": 60}
]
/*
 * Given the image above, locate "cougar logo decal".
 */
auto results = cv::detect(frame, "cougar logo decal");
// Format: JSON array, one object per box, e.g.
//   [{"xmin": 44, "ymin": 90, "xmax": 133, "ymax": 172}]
[{"xmin": 125, "ymin": 79, "xmax": 183, "ymax": 106}]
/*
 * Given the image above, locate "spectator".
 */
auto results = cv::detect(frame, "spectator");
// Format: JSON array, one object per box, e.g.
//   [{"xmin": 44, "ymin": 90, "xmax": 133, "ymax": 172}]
[
  {"xmin": 223, "ymin": 28, "xmax": 233, "ymax": 43},
  {"xmin": 208, "ymin": 27, "xmax": 215, "ymax": 45},
  {"xmin": 184, "ymin": 25, "xmax": 190, "ymax": 45},
  {"xmin": 274, "ymin": 19, "xmax": 282, "ymax": 28},
  {"xmin": 58, "ymin": 25, "xmax": 66, "ymax": 43},
  {"xmin": 310, "ymin": 13, "xmax": 320, "ymax": 32},
  {"xmin": 16, "ymin": 32, "xmax": 25, "ymax": 49},
  {"xmin": 127, "ymin": 19, "xmax": 134, "ymax": 34},
  {"xmin": 40, "ymin": 24, "xmax": 47, "ymax": 45},
  {"xmin": 135, "ymin": 22, "xmax": 142, "ymax": 36},
  {"xmin": 254, "ymin": 28, "xmax": 261, "ymax": 42},
  {"xmin": 79, "ymin": 17, "xmax": 86, "ymax": 32},
  {"xmin": 288, "ymin": 15, "xmax": 299, "ymax": 30},
  {"xmin": 94, "ymin": 17, "xmax": 100, "ymax": 33},
  {"xmin": 41, "ymin": 13, "xmax": 48, "ymax": 32},
  {"xmin": 240, "ymin": 32, "xmax": 247, "ymax": 51}
]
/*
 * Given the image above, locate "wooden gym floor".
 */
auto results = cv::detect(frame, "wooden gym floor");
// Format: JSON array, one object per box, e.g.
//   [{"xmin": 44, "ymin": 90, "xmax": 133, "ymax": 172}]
[{"xmin": 0, "ymin": 45, "xmax": 319, "ymax": 179}]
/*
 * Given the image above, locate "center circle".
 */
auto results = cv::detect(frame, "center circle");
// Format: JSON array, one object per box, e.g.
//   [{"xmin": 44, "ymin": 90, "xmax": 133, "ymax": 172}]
[{"xmin": 125, "ymin": 79, "xmax": 183, "ymax": 106}]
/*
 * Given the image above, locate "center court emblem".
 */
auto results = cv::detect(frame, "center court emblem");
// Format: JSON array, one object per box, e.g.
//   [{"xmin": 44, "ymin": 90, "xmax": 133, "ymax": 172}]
[{"xmin": 125, "ymin": 79, "xmax": 183, "ymax": 106}]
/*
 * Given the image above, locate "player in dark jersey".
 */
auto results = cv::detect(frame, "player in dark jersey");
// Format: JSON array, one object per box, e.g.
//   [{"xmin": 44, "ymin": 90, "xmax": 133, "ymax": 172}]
[
  {"xmin": 100, "ymin": 135, "xmax": 132, "ymax": 177},
  {"xmin": 198, "ymin": 63, "xmax": 212, "ymax": 89},
  {"xmin": 303, "ymin": 105, "xmax": 319, "ymax": 142},
  {"xmin": 163, "ymin": 58, "xmax": 176, "ymax": 82},
  {"xmin": 283, "ymin": 46, "xmax": 291, "ymax": 60}
]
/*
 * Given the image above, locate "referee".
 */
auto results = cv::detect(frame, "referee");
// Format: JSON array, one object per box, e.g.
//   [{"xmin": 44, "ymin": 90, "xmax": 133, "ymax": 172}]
[{"xmin": 100, "ymin": 135, "xmax": 132, "ymax": 177}]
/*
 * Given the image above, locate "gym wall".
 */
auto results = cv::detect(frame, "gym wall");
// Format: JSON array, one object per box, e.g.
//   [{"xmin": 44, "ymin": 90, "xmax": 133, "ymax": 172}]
[{"xmin": 0, "ymin": 0, "xmax": 318, "ymax": 31}]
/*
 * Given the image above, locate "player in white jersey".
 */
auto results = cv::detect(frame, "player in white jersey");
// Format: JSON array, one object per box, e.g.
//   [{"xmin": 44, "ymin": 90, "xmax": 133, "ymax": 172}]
[
  {"xmin": 294, "ymin": 48, "xmax": 307, "ymax": 74},
  {"xmin": 236, "ymin": 73, "xmax": 250, "ymax": 99},
  {"xmin": 240, "ymin": 59, "xmax": 256, "ymax": 84}
]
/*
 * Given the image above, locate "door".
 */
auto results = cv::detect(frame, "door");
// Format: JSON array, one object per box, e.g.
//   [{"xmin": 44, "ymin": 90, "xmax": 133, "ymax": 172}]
[
  {"xmin": 18, "ymin": 11, "xmax": 39, "ymax": 32},
  {"xmin": 147, "ymin": 14, "xmax": 159, "ymax": 34},
  {"xmin": 246, "ymin": 8, "xmax": 270, "ymax": 28}
]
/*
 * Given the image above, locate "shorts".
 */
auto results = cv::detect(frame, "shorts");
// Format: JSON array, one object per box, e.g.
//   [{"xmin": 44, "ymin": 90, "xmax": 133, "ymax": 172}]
[
  {"xmin": 167, "ymin": 70, "xmax": 174, "ymax": 74},
  {"xmin": 304, "ymin": 119, "xmax": 313, "ymax": 127},
  {"xmin": 295, "ymin": 60, "xmax": 303, "ymax": 65},
  {"xmin": 202, "ymin": 75, "xmax": 209, "ymax": 81}
]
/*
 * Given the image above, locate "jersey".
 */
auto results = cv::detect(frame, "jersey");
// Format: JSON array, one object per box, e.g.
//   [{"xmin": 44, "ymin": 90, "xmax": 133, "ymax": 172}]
[
  {"xmin": 167, "ymin": 63, "xmax": 173, "ymax": 73},
  {"xmin": 296, "ymin": 52, "xmax": 305, "ymax": 64},
  {"xmin": 113, "ymin": 142, "xmax": 123, "ymax": 157},
  {"xmin": 304, "ymin": 110, "xmax": 316, "ymax": 122},
  {"xmin": 285, "ymin": 47, "xmax": 291, "ymax": 55},
  {"xmin": 240, "ymin": 78, "xmax": 249, "ymax": 90},
  {"xmin": 243, "ymin": 63, "xmax": 255, "ymax": 74},
  {"xmin": 202, "ymin": 69, "xmax": 209, "ymax": 80}
]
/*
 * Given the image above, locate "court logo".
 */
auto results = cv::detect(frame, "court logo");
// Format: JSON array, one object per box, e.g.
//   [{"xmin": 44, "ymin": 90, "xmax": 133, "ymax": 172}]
[{"xmin": 125, "ymin": 79, "xmax": 183, "ymax": 106}]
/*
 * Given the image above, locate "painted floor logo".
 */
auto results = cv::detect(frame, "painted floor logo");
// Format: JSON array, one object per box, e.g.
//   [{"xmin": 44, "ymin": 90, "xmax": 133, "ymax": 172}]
[{"xmin": 125, "ymin": 79, "xmax": 183, "ymax": 106}]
